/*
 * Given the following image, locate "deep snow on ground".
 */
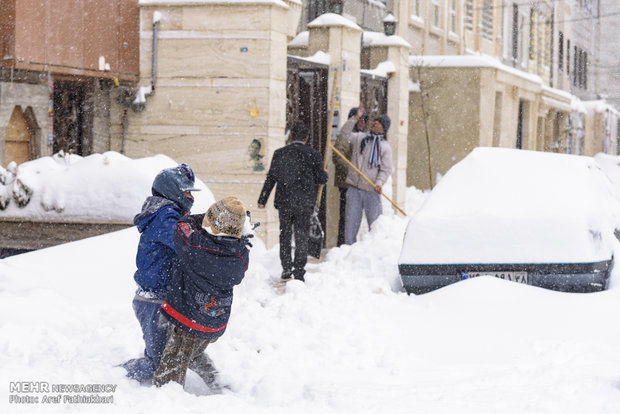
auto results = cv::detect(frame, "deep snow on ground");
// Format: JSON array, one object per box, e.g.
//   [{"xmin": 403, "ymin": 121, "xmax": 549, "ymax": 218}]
[
  {"xmin": 2, "ymin": 151, "xmax": 620, "ymax": 413},
  {"xmin": 1, "ymin": 185, "xmax": 620, "ymax": 413}
]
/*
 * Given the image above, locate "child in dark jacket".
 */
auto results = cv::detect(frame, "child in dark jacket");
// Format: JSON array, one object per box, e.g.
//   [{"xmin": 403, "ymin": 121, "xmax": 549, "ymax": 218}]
[
  {"xmin": 153, "ymin": 196, "xmax": 251, "ymax": 390},
  {"xmin": 121, "ymin": 163, "xmax": 200, "ymax": 383}
]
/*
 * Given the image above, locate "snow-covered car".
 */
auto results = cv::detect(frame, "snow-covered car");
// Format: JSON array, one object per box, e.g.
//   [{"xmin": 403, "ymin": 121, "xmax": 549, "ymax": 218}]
[{"xmin": 399, "ymin": 147, "xmax": 620, "ymax": 294}]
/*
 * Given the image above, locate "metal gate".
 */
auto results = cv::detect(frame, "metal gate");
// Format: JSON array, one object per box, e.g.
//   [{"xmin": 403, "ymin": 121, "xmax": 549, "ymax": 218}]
[
  {"xmin": 360, "ymin": 72, "xmax": 388, "ymax": 123},
  {"xmin": 53, "ymin": 80, "xmax": 93, "ymax": 155},
  {"xmin": 286, "ymin": 56, "xmax": 329, "ymax": 238},
  {"xmin": 286, "ymin": 56, "xmax": 329, "ymax": 154}
]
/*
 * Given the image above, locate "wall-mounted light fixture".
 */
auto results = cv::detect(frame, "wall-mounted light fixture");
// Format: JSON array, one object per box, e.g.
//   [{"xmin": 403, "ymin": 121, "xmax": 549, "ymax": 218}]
[
  {"xmin": 383, "ymin": 13, "xmax": 398, "ymax": 36},
  {"xmin": 329, "ymin": 0, "xmax": 343, "ymax": 15}
]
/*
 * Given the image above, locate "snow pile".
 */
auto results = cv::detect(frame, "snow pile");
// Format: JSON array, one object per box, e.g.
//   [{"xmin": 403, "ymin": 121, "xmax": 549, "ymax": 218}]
[
  {"xmin": 0, "ymin": 151, "xmax": 214, "ymax": 221},
  {"xmin": 400, "ymin": 147, "xmax": 620, "ymax": 264},
  {"xmin": 2, "ymin": 181, "xmax": 620, "ymax": 413}
]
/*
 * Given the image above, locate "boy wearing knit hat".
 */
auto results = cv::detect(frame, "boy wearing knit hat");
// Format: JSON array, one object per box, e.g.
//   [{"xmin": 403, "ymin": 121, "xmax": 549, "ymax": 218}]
[
  {"xmin": 339, "ymin": 107, "xmax": 393, "ymax": 245},
  {"xmin": 153, "ymin": 196, "xmax": 251, "ymax": 390}
]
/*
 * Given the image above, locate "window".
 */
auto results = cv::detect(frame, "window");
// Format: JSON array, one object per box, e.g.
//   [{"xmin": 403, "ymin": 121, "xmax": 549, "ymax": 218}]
[
  {"xmin": 566, "ymin": 39, "xmax": 570, "ymax": 75},
  {"xmin": 558, "ymin": 31, "xmax": 564, "ymax": 72},
  {"xmin": 575, "ymin": 49, "xmax": 587, "ymax": 89},
  {"xmin": 431, "ymin": 0, "xmax": 441, "ymax": 28},
  {"xmin": 583, "ymin": 52, "xmax": 588, "ymax": 89},
  {"xmin": 482, "ymin": 0, "xmax": 494, "ymax": 40},
  {"xmin": 573, "ymin": 45, "xmax": 578, "ymax": 86},
  {"xmin": 465, "ymin": 0, "xmax": 474, "ymax": 31},
  {"xmin": 449, "ymin": 0, "xmax": 457, "ymax": 33},
  {"xmin": 544, "ymin": 17, "xmax": 551, "ymax": 67},
  {"xmin": 511, "ymin": 4, "xmax": 519, "ymax": 64},
  {"xmin": 411, "ymin": 0, "xmax": 420, "ymax": 17},
  {"xmin": 529, "ymin": 9, "xmax": 536, "ymax": 61}
]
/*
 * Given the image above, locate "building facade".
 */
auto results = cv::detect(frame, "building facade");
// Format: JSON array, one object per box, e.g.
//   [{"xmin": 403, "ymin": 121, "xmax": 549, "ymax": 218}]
[
  {"xmin": 0, "ymin": 0, "xmax": 138, "ymax": 167},
  {"xmin": 0, "ymin": 0, "xmax": 618, "ymax": 252}
]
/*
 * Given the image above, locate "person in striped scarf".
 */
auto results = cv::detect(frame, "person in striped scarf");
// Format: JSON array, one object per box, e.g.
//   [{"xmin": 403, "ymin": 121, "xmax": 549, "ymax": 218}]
[{"xmin": 339, "ymin": 107, "xmax": 393, "ymax": 245}]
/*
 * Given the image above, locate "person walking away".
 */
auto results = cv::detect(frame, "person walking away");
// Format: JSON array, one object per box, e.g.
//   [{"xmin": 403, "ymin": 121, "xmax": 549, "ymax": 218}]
[
  {"xmin": 153, "ymin": 196, "xmax": 251, "ymax": 390},
  {"xmin": 257, "ymin": 121, "xmax": 328, "ymax": 281},
  {"xmin": 339, "ymin": 108, "xmax": 393, "ymax": 245},
  {"xmin": 332, "ymin": 107, "xmax": 367, "ymax": 246},
  {"xmin": 121, "ymin": 164, "xmax": 200, "ymax": 383}
]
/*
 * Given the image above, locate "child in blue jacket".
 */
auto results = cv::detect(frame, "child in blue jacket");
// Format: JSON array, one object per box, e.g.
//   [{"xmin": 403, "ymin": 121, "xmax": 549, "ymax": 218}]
[
  {"xmin": 153, "ymin": 196, "xmax": 251, "ymax": 389},
  {"xmin": 122, "ymin": 163, "xmax": 200, "ymax": 383}
]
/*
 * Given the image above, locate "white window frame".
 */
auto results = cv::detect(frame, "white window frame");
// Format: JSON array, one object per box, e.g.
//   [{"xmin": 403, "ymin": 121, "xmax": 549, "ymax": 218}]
[
  {"xmin": 411, "ymin": 0, "xmax": 420, "ymax": 17},
  {"xmin": 465, "ymin": 0, "xmax": 474, "ymax": 32},
  {"xmin": 449, "ymin": 0, "xmax": 458, "ymax": 34},
  {"xmin": 431, "ymin": 0, "xmax": 441, "ymax": 28},
  {"xmin": 481, "ymin": 0, "xmax": 494, "ymax": 41}
]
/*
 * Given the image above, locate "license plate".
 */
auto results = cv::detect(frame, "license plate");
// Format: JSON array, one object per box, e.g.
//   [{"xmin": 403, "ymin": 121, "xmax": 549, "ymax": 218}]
[{"xmin": 461, "ymin": 271, "xmax": 528, "ymax": 284}]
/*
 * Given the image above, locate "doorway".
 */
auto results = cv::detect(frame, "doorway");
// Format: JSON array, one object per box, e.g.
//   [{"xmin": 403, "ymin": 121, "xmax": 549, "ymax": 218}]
[
  {"xmin": 53, "ymin": 80, "xmax": 93, "ymax": 155},
  {"xmin": 4, "ymin": 106, "xmax": 32, "ymax": 167}
]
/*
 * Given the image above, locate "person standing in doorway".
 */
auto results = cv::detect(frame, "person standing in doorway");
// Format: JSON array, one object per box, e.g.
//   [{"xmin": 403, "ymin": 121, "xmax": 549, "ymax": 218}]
[
  {"xmin": 257, "ymin": 121, "xmax": 328, "ymax": 281},
  {"xmin": 339, "ymin": 108, "xmax": 393, "ymax": 245},
  {"xmin": 332, "ymin": 107, "xmax": 367, "ymax": 246}
]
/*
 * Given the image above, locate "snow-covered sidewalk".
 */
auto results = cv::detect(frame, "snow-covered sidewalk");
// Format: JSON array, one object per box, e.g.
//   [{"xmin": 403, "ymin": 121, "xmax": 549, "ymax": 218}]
[{"xmin": 2, "ymin": 185, "xmax": 620, "ymax": 413}]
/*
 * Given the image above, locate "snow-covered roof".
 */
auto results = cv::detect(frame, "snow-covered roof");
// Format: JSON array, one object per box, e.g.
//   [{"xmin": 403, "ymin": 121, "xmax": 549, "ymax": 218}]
[
  {"xmin": 542, "ymin": 85, "xmax": 573, "ymax": 103},
  {"xmin": 288, "ymin": 51, "xmax": 330, "ymax": 66},
  {"xmin": 307, "ymin": 13, "xmax": 362, "ymax": 31},
  {"xmin": 288, "ymin": 30, "xmax": 308, "ymax": 48},
  {"xmin": 409, "ymin": 54, "xmax": 543, "ymax": 85},
  {"xmin": 571, "ymin": 96, "xmax": 587, "ymax": 113},
  {"xmin": 361, "ymin": 60, "xmax": 395, "ymax": 78},
  {"xmin": 363, "ymin": 31, "xmax": 411, "ymax": 48},
  {"xmin": 583, "ymin": 100, "xmax": 620, "ymax": 115},
  {"xmin": 383, "ymin": 13, "xmax": 397, "ymax": 23}
]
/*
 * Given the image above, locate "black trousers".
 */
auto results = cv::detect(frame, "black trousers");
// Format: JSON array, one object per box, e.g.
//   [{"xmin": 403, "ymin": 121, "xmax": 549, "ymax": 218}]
[
  {"xmin": 337, "ymin": 187, "xmax": 347, "ymax": 247},
  {"xmin": 279, "ymin": 206, "xmax": 313, "ymax": 278}
]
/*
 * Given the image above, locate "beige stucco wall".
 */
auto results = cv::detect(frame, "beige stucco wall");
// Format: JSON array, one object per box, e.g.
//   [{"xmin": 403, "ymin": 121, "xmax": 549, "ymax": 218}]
[
  {"xmin": 113, "ymin": 1, "xmax": 289, "ymax": 247},
  {"xmin": 407, "ymin": 66, "xmax": 481, "ymax": 190},
  {"xmin": 406, "ymin": 61, "xmax": 560, "ymax": 190},
  {"xmin": 583, "ymin": 106, "xmax": 619, "ymax": 156}
]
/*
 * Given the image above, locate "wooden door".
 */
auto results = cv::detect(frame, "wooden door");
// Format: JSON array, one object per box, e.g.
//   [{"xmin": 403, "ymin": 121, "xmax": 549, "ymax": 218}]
[{"xmin": 4, "ymin": 106, "xmax": 32, "ymax": 167}]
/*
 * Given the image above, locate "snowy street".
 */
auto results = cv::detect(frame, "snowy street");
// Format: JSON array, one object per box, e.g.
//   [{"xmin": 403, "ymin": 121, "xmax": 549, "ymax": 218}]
[{"xmin": 2, "ymin": 182, "xmax": 620, "ymax": 413}]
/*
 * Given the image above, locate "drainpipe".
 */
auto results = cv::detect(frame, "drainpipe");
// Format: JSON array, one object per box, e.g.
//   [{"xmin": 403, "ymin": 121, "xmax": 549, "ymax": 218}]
[
  {"xmin": 121, "ymin": 109, "xmax": 128, "ymax": 154},
  {"xmin": 131, "ymin": 11, "xmax": 160, "ymax": 112},
  {"xmin": 151, "ymin": 12, "xmax": 160, "ymax": 92}
]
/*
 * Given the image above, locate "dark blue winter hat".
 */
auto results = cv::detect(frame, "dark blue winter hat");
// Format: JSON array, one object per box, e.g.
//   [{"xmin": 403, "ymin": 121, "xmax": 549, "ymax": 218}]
[
  {"xmin": 152, "ymin": 163, "xmax": 200, "ymax": 212},
  {"xmin": 374, "ymin": 114, "xmax": 391, "ymax": 133}
]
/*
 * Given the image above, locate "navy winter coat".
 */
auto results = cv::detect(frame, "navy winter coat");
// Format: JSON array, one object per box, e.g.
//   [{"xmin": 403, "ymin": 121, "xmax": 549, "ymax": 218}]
[
  {"xmin": 133, "ymin": 196, "xmax": 184, "ymax": 296},
  {"xmin": 161, "ymin": 214, "xmax": 250, "ymax": 340}
]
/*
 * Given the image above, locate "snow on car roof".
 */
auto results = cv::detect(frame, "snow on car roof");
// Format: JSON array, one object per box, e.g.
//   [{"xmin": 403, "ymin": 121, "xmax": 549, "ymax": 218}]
[{"xmin": 399, "ymin": 147, "xmax": 620, "ymax": 265}]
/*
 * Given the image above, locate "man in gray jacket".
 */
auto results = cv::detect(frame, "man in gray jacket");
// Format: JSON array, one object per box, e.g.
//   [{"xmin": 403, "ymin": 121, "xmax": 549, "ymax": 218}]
[{"xmin": 339, "ymin": 107, "xmax": 393, "ymax": 245}]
